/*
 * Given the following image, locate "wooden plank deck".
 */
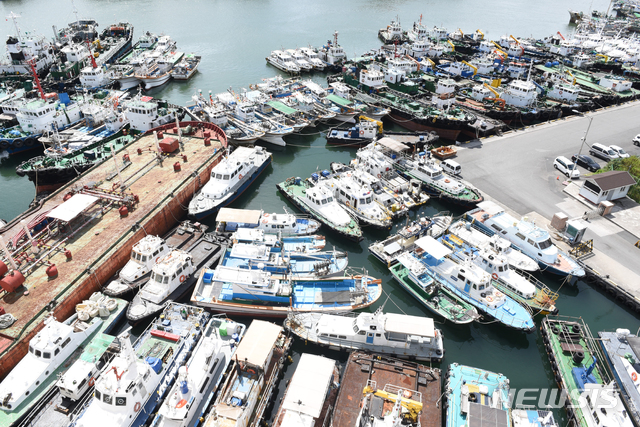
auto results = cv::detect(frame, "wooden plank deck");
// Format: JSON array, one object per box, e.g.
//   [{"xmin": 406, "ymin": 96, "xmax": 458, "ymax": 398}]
[{"xmin": 0, "ymin": 122, "xmax": 226, "ymax": 379}]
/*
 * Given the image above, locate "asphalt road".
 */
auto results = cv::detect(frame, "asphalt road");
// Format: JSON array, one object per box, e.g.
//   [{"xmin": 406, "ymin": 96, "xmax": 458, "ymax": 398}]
[{"xmin": 455, "ymin": 101, "xmax": 640, "ymax": 278}]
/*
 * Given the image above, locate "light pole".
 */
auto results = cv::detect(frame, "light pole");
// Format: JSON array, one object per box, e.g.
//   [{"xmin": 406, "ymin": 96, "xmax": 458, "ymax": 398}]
[{"xmin": 571, "ymin": 110, "xmax": 593, "ymax": 176}]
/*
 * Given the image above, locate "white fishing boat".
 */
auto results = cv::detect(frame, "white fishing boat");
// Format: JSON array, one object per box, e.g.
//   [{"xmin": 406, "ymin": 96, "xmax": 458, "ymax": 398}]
[
  {"xmin": 448, "ymin": 219, "xmax": 539, "ymax": 272},
  {"xmin": 297, "ymin": 47, "xmax": 326, "ymax": 70},
  {"xmin": 135, "ymin": 50, "xmax": 184, "ymax": 89},
  {"xmin": 231, "ymin": 227, "xmax": 326, "ymax": 253},
  {"xmin": 152, "ymin": 316, "xmax": 246, "ymax": 427},
  {"xmin": 0, "ymin": 13, "xmax": 56, "ymax": 75},
  {"xmin": 317, "ymin": 31, "xmax": 347, "ymax": 67},
  {"xmin": 466, "ymin": 201, "xmax": 585, "ymax": 277},
  {"xmin": 122, "ymin": 93, "xmax": 180, "ymax": 132},
  {"xmin": 201, "ymin": 320, "xmax": 292, "ymax": 427},
  {"xmin": 188, "ymin": 146, "xmax": 272, "ymax": 220},
  {"xmin": 368, "ymin": 217, "xmax": 434, "ymax": 266},
  {"xmin": 285, "ymin": 49, "xmax": 313, "ymax": 71},
  {"xmin": 0, "ymin": 313, "xmax": 102, "ymax": 412},
  {"xmin": 170, "ymin": 53, "xmax": 200, "ymax": 80},
  {"xmin": 265, "ymin": 50, "xmax": 301, "ymax": 75},
  {"xmin": 285, "ymin": 307, "xmax": 444, "ymax": 361},
  {"xmin": 271, "ymin": 354, "xmax": 338, "ymax": 427},
  {"xmin": 215, "ymin": 207, "xmax": 322, "ymax": 236},
  {"xmin": 103, "ymin": 235, "xmax": 173, "ymax": 297}
]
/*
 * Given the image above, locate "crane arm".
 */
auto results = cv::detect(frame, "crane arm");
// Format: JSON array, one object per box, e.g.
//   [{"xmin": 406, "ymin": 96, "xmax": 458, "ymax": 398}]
[
  {"xmin": 476, "ymin": 29, "xmax": 484, "ymax": 40},
  {"xmin": 462, "ymin": 60, "xmax": 477, "ymax": 76},
  {"xmin": 447, "ymin": 40, "xmax": 455, "ymax": 51},
  {"xmin": 403, "ymin": 54, "xmax": 422, "ymax": 72},
  {"xmin": 483, "ymin": 83, "xmax": 500, "ymax": 98}
]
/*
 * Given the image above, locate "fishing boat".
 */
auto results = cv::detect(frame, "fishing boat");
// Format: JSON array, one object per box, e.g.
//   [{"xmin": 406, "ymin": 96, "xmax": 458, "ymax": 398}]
[
  {"xmin": 276, "ymin": 176, "xmax": 363, "ymax": 242},
  {"xmin": 301, "ymin": 80, "xmax": 357, "ymax": 123},
  {"xmin": 541, "ymin": 316, "xmax": 634, "ymax": 427},
  {"xmin": 512, "ymin": 409, "xmax": 559, "ymax": 426},
  {"xmin": 405, "ymin": 236, "xmax": 535, "ymax": 332},
  {"xmin": 0, "ymin": 295, "xmax": 126, "ymax": 427},
  {"xmin": 219, "ymin": 242, "xmax": 348, "ymax": 278},
  {"xmin": 331, "ymin": 351, "xmax": 441, "ymax": 427},
  {"xmin": 316, "ymin": 31, "xmax": 347, "ymax": 69},
  {"xmin": 297, "ymin": 47, "xmax": 326, "ymax": 71},
  {"xmin": 465, "ymin": 201, "xmax": 585, "ymax": 277},
  {"xmin": 170, "ymin": 53, "xmax": 201, "ymax": 80},
  {"xmin": 318, "ymin": 169, "xmax": 393, "ymax": 230},
  {"xmin": 231, "ymin": 228, "xmax": 326, "ymax": 253},
  {"xmin": 151, "ymin": 316, "xmax": 246, "ymax": 427},
  {"xmin": 378, "ymin": 17, "xmax": 405, "ymax": 44},
  {"xmin": 448, "ymin": 219, "xmax": 540, "ymax": 272},
  {"xmin": 191, "ymin": 265, "xmax": 382, "ymax": 317},
  {"xmin": 126, "ymin": 233, "xmax": 228, "ymax": 324},
  {"xmin": 215, "ymin": 207, "xmax": 322, "ymax": 236},
  {"xmin": 395, "ymin": 154, "xmax": 484, "ymax": 208},
  {"xmin": 444, "ymin": 363, "xmax": 511, "ymax": 427},
  {"xmin": 104, "ymin": 221, "xmax": 209, "ymax": 298},
  {"xmin": 135, "ymin": 50, "xmax": 184, "ymax": 90},
  {"xmin": 284, "ymin": 49, "xmax": 313, "ymax": 71},
  {"xmin": 72, "ymin": 303, "xmax": 209, "ymax": 427},
  {"xmin": 430, "ymin": 145, "xmax": 457, "ymax": 160},
  {"xmin": 368, "ymin": 217, "xmax": 434, "ymax": 266},
  {"xmin": 200, "ymin": 320, "xmax": 292, "ymax": 427},
  {"xmin": 0, "ymin": 13, "xmax": 56, "ymax": 76},
  {"xmin": 270, "ymin": 354, "xmax": 339, "ymax": 427},
  {"xmin": 598, "ymin": 328, "xmax": 640, "ymax": 425},
  {"xmin": 188, "ymin": 146, "xmax": 272, "ymax": 220},
  {"xmin": 325, "ymin": 119, "xmax": 378, "ymax": 146},
  {"xmin": 440, "ymin": 233, "xmax": 559, "ymax": 316},
  {"xmin": 285, "ymin": 307, "xmax": 444, "ymax": 361},
  {"xmin": 391, "ymin": 252, "xmax": 480, "ymax": 324}
]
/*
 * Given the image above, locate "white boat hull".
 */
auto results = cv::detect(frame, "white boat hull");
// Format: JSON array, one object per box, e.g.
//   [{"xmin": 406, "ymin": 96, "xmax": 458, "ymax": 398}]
[{"xmin": 140, "ymin": 73, "xmax": 172, "ymax": 90}]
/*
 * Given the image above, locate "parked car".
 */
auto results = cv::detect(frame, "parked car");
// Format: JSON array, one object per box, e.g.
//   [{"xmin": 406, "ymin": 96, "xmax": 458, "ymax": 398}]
[
  {"xmin": 633, "ymin": 134, "xmax": 640, "ymax": 146},
  {"xmin": 554, "ymin": 156, "xmax": 580, "ymax": 179},
  {"xmin": 609, "ymin": 145, "xmax": 630, "ymax": 158},
  {"xmin": 571, "ymin": 154, "xmax": 601, "ymax": 172},
  {"xmin": 589, "ymin": 143, "xmax": 620, "ymax": 161}
]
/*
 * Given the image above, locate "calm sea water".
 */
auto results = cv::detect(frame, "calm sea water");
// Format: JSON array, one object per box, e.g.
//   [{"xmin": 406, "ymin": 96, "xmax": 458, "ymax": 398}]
[{"xmin": 1, "ymin": 0, "xmax": 635, "ymax": 423}]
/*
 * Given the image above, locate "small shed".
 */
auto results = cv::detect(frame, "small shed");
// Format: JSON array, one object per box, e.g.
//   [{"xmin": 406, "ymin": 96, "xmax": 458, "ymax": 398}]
[{"xmin": 579, "ymin": 171, "xmax": 636, "ymax": 204}]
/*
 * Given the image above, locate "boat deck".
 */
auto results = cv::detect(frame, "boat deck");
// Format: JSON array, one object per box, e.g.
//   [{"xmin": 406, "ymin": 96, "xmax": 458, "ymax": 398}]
[
  {"xmin": 331, "ymin": 351, "xmax": 441, "ymax": 427},
  {"xmin": 0, "ymin": 123, "xmax": 226, "ymax": 379}
]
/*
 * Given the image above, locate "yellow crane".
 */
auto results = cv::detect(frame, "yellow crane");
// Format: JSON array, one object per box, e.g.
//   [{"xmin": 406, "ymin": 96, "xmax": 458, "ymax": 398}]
[
  {"xmin": 491, "ymin": 41, "xmax": 509, "ymax": 58},
  {"xmin": 424, "ymin": 57, "xmax": 436, "ymax": 68},
  {"xmin": 462, "ymin": 60, "xmax": 478, "ymax": 76},
  {"xmin": 447, "ymin": 40, "xmax": 455, "ymax": 51},
  {"xmin": 359, "ymin": 115, "xmax": 383, "ymax": 134},
  {"xmin": 596, "ymin": 53, "xmax": 609, "ymax": 63},
  {"xmin": 483, "ymin": 83, "xmax": 500, "ymax": 97},
  {"xmin": 362, "ymin": 386, "xmax": 423, "ymax": 423},
  {"xmin": 564, "ymin": 69, "xmax": 577, "ymax": 85},
  {"xmin": 476, "ymin": 29, "xmax": 484, "ymax": 40},
  {"xmin": 458, "ymin": 28, "xmax": 464, "ymax": 37}
]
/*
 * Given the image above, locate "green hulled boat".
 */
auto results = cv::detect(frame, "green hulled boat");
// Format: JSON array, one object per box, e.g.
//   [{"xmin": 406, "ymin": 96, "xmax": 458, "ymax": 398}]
[
  {"xmin": 276, "ymin": 176, "xmax": 363, "ymax": 242},
  {"xmin": 541, "ymin": 316, "xmax": 633, "ymax": 427},
  {"xmin": 390, "ymin": 253, "xmax": 480, "ymax": 324}
]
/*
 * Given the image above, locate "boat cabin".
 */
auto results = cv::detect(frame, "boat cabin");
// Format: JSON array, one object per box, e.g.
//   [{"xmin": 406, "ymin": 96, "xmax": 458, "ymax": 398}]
[
  {"xmin": 500, "ymin": 79, "xmax": 538, "ymax": 107},
  {"xmin": 139, "ymin": 249, "xmax": 193, "ymax": 304}
]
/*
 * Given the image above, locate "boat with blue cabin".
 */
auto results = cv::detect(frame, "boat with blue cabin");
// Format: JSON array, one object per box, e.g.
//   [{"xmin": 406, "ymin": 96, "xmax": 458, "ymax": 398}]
[
  {"xmin": 465, "ymin": 201, "xmax": 585, "ymax": 277},
  {"xmin": 405, "ymin": 236, "xmax": 535, "ymax": 332},
  {"xmin": 188, "ymin": 146, "xmax": 272, "ymax": 220},
  {"xmin": 231, "ymin": 227, "xmax": 326, "ymax": 254},
  {"xmin": 215, "ymin": 208, "xmax": 322, "ymax": 237},
  {"xmin": 72, "ymin": 303, "xmax": 210, "ymax": 427},
  {"xmin": 444, "ymin": 363, "xmax": 511, "ymax": 427},
  {"xmin": 191, "ymin": 265, "xmax": 382, "ymax": 318}
]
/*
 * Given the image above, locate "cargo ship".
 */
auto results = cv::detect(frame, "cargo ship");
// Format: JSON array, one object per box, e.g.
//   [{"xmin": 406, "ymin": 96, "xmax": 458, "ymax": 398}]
[{"xmin": 0, "ymin": 120, "xmax": 227, "ymax": 380}]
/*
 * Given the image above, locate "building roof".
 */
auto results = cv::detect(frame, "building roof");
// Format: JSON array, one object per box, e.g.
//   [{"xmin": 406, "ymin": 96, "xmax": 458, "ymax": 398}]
[
  {"xmin": 589, "ymin": 171, "xmax": 636, "ymax": 191},
  {"xmin": 48, "ymin": 194, "xmax": 98, "ymax": 222},
  {"xmin": 216, "ymin": 207, "xmax": 262, "ymax": 224}
]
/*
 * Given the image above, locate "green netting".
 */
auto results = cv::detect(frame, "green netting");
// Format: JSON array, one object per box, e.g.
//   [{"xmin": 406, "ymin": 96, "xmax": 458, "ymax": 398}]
[
  {"xmin": 267, "ymin": 100, "xmax": 298, "ymax": 115},
  {"xmin": 80, "ymin": 333, "xmax": 116, "ymax": 363},
  {"xmin": 326, "ymin": 94, "xmax": 352, "ymax": 106}
]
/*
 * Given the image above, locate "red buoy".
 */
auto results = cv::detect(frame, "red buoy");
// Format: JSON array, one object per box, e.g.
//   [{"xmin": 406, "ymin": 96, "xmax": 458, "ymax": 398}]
[
  {"xmin": 119, "ymin": 206, "xmax": 129, "ymax": 217},
  {"xmin": 64, "ymin": 249, "xmax": 73, "ymax": 260},
  {"xmin": 46, "ymin": 264, "xmax": 58, "ymax": 278},
  {"xmin": 0, "ymin": 260, "xmax": 8, "ymax": 278},
  {"xmin": 182, "ymin": 154, "xmax": 188, "ymax": 162},
  {"xmin": 137, "ymin": 148, "xmax": 142, "ymax": 155},
  {"xmin": 173, "ymin": 162, "xmax": 181, "ymax": 172}
]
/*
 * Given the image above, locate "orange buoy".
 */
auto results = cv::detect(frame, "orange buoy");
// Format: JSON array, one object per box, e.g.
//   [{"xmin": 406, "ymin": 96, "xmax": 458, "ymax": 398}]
[
  {"xmin": 0, "ymin": 270, "xmax": 25, "ymax": 292},
  {"xmin": 119, "ymin": 206, "xmax": 129, "ymax": 217},
  {"xmin": 46, "ymin": 264, "xmax": 58, "ymax": 278},
  {"xmin": 176, "ymin": 399, "xmax": 188, "ymax": 409}
]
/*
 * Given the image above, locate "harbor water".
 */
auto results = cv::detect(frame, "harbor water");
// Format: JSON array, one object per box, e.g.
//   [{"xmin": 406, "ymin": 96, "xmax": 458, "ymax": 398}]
[{"xmin": 0, "ymin": 0, "xmax": 636, "ymax": 424}]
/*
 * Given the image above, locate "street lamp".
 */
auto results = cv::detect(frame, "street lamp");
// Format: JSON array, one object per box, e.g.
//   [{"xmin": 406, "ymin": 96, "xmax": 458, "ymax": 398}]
[{"xmin": 571, "ymin": 110, "xmax": 593, "ymax": 176}]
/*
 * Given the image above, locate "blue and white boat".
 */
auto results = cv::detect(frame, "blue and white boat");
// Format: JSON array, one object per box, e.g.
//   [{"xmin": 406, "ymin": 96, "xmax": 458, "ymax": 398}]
[
  {"xmin": 72, "ymin": 303, "xmax": 209, "ymax": 427},
  {"xmin": 444, "ymin": 363, "xmax": 511, "ymax": 427},
  {"xmin": 219, "ymin": 242, "xmax": 349, "ymax": 278},
  {"xmin": 466, "ymin": 201, "xmax": 585, "ymax": 278},
  {"xmin": 188, "ymin": 146, "xmax": 272, "ymax": 220},
  {"xmin": 151, "ymin": 316, "xmax": 246, "ymax": 427},
  {"xmin": 231, "ymin": 227, "xmax": 326, "ymax": 253},
  {"xmin": 190, "ymin": 265, "xmax": 382, "ymax": 318},
  {"xmin": 512, "ymin": 409, "xmax": 559, "ymax": 426},
  {"xmin": 406, "ymin": 236, "xmax": 535, "ymax": 332},
  {"xmin": 215, "ymin": 207, "xmax": 322, "ymax": 236}
]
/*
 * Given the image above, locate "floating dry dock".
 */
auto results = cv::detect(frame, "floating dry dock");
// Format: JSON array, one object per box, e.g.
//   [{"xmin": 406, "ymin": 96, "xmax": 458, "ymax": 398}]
[{"xmin": 0, "ymin": 121, "xmax": 227, "ymax": 379}]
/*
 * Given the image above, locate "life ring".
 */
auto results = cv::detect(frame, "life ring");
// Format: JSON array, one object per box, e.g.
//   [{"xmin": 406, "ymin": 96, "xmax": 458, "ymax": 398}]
[
  {"xmin": 247, "ymin": 368, "xmax": 256, "ymax": 375},
  {"xmin": 495, "ymin": 291, "xmax": 503, "ymax": 297},
  {"xmin": 119, "ymin": 117, "xmax": 123, "ymax": 122},
  {"xmin": 179, "ymin": 275, "xmax": 186, "ymax": 282},
  {"xmin": 262, "ymin": 219, "xmax": 268, "ymax": 224},
  {"xmin": 346, "ymin": 201, "xmax": 350, "ymax": 207},
  {"xmin": 239, "ymin": 174, "xmax": 243, "ymax": 179},
  {"xmin": 492, "ymin": 273, "xmax": 499, "ymax": 280},
  {"xmin": 134, "ymin": 402, "xmax": 141, "ymax": 412},
  {"xmin": 632, "ymin": 372, "xmax": 638, "ymax": 381},
  {"xmin": 377, "ymin": 173, "xmax": 382, "ymax": 178},
  {"xmin": 156, "ymin": 257, "xmax": 161, "ymax": 263},
  {"xmin": 402, "ymin": 390, "xmax": 413, "ymax": 398},
  {"xmin": 445, "ymin": 179, "xmax": 450, "ymax": 183},
  {"xmin": 88, "ymin": 377, "xmax": 95, "ymax": 387},
  {"xmin": 486, "ymin": 295, "xmax": 494, "ymax": 302},
  {"xmin": 360, "ymin": 130, "xmax": 364, "ymax": 135},
  {"xmin": 264, "ymin": 213, "xmax": 269, "ymax": 217}
]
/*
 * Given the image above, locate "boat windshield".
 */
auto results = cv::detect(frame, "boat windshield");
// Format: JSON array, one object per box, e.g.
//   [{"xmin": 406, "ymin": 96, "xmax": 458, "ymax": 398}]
[
  {"xmin": 538, "ymin": 238, "xmax": 553, "ymax": 250},
  {"xmin": 131, "ymin": 251, "xmax": 147, "ymax": 263},
  {"xmin": 352, "ymin": 319, "xmax": 359, "ymax": 333}
]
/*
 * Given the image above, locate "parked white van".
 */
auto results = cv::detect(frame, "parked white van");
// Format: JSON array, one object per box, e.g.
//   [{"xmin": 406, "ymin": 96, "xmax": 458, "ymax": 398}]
[{"xmin": 441, "ymin": 159, "xmax": 461, "ymax": 175}]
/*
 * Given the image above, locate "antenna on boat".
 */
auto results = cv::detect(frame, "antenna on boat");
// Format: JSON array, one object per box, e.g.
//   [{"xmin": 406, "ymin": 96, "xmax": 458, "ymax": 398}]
[{"xmin": 7, "ymin": 12, "xmax": 23, "ymax": 42}]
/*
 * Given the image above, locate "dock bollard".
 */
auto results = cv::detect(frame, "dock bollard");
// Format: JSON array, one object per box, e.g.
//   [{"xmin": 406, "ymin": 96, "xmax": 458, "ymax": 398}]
[{"xmin": 173, "ymin": 162, "xmax": 181, "ymax": 172}]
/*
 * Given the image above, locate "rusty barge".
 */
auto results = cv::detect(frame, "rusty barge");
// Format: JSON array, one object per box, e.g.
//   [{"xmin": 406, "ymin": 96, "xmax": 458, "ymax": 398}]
[{"xmin": 0, "ymin": 121, "xmax": 227, "ymax": 380}]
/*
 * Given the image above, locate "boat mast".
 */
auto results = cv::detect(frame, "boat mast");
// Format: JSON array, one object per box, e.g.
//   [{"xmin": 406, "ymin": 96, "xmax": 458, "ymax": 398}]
[{"xmin": 7, "ymin": 12, "xmax": 23, "ymax": 42}]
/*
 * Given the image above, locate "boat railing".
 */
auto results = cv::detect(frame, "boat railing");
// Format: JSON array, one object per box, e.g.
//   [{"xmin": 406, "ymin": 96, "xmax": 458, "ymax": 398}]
[{"xmin": 511, "ymin": 268, "xmax": 559, "ymax": 302}]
